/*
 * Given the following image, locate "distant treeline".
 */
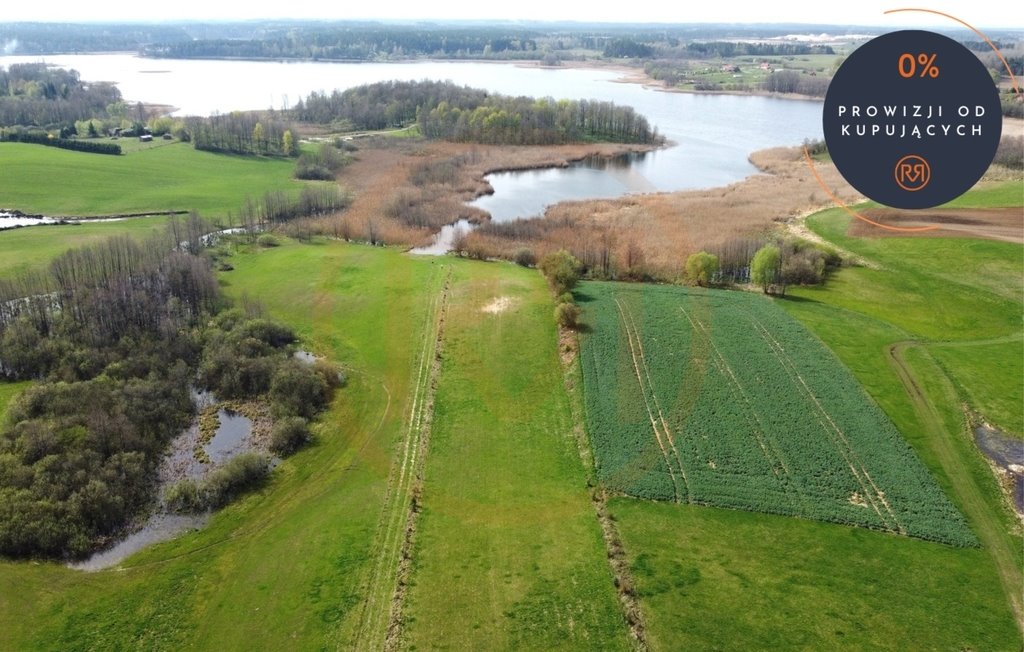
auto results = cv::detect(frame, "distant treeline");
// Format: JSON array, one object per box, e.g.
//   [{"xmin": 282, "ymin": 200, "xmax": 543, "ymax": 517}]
[
  {"xmin": 603, "ymin": 38, "xmax": 654, "ymax": 58},
  {"xmin": 0, "ymin": 22, "xmax": 191, "ymax": 54},
  {"xmin": 682, "ymin": 41, "xmax": 835, "ymax": 57},
  {"xmin": 294, "ymin": 80, "xmax": 664, "ymax": 145},
  {"xmin": 1, "ymin": 130, "xmax": 121, "ymax": 155},
  {"xmin": 0, "ymin": 63, "xmax": 121, "ymax": 128},
  {"xmin": 145, "ymin": 27, "xmax": 541, "ymax": 61}
]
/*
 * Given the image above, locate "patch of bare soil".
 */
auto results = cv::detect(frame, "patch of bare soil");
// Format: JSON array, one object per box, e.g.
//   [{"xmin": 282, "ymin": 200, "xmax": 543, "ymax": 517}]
[
  {"xmin": 481, "ymin": 296, "xmax": 516, "ymax": 313},
  {"xmin": 849, "ymin": 206, "xmax": 1024, "ymax": 244}
]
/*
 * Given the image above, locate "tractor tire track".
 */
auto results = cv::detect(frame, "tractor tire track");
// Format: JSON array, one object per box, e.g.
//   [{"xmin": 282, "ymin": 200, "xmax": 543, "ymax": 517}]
[{"xmin": 350, "ymin": 266, "xmax": 450, "ymax": 651}]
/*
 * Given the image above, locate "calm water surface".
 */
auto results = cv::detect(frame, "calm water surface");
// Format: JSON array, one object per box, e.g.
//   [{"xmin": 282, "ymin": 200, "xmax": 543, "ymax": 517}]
[{"xmin": 2, "ymin": 54, "xmax": 823, "ymax": 226}]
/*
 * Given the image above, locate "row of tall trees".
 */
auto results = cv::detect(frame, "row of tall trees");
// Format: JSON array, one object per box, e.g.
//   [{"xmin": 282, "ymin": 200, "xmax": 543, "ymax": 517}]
[
  {"xmin": 704, "ymin": 236, "xmax": 841, "ymax": 292},
  {"xmin": 187, "ymin": 113, "xmax": 297, "ymax": 156},
  {"xmin": 762, "ymin": 70, "xmax": 830, "ymax": 97},
  {"xmin": 0, "ymin": 221, "xmax": 218, "ymax": 348},
  {"xmin": 231, "ymin": 186, "xmax": 350, "ymax": 232}
]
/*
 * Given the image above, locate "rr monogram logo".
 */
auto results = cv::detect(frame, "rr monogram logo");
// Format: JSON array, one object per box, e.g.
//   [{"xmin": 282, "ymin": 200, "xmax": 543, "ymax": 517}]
[{"xmin": 894, "ymin": 154, "xmax": 931, "ymax": 191}]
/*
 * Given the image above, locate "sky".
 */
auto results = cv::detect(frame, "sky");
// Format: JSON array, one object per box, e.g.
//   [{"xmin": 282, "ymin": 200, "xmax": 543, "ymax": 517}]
[{"xmin": 4, "ymin": 0, "xmax": 1022, "ymax": 28}]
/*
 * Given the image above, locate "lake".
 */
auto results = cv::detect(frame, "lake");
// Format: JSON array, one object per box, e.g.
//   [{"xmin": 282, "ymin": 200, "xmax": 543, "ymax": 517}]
[{"xmin": 1, "ymin": 54, "xmax": 823, "ymax": 221}]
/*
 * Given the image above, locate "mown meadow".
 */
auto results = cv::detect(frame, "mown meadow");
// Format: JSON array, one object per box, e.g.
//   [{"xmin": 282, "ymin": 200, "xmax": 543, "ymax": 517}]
[{"xmin": 0, "ymin": 141, "xmax": 306, "ymax": 217}]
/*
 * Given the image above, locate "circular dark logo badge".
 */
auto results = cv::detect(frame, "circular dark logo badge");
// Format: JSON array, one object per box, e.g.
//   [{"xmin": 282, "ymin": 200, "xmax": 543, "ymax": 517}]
[{"xmin": 823, "ymin": 30, "xmax": 1002, "ymax": 209}]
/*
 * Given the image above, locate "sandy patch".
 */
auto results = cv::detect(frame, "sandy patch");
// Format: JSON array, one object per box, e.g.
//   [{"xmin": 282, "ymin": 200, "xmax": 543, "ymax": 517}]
[{"xmin": 482, "ymin": 296, "xmax": 516, "ymax": 313}]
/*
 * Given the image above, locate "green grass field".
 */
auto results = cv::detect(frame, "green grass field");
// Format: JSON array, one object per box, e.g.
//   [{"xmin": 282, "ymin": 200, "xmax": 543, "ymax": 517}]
[
  {"xmin": 780, "ymin": 195, "xmax": 1024, "ymax": 631},
  {"xmin": 0, "ymin": 172, "xmax": 1019, "ymax": 649},
  {"xmin": 0, "ymin": 217, "xmax": 169, "ymax": 278},
  {"xmin": 403, "ymin": 261, "xmax": 629, "ymax": 650},
  {"xmin": 0, "ymin": 241, "xmax": 633, "ymax": 649},
  {"xmin": 613, "ymin": 498, "xmax": 1019, "ymax": 650},
  {"xmin": 0, "ymin": 141, "xmax": 304, "ymax": 218},
  {"xmin": 576, "ymin": 281, "xmax": 973, "ymax": 545},
  {"xmin": 798, "ymin": 196, "xmax": 1023, "ymax": 437},
  {"xmin": 0, "ymin": 240, "xmax": 442, "ymax": 649}
]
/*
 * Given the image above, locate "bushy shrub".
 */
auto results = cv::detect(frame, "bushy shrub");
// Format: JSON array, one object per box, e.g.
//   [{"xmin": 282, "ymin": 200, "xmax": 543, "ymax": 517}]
[
  {"xmin": 684, "ymin": 251, "xmax": 719, "ymax": 287},
  {"xmin": 539, "ymin": 249, "xmax": 582, "ymax": 295},
  {"xmin": 256, "ymin": 234, "xmax": 280, "ymax": 247},
  {"xmin": 312, "ymin": 358, "xmax": 346, "ymax": 389},
  {"xmin": 270, "ymin": 416, "xmax": 311, "ymax": 455},
  {"xmin": 269, "ymin": 360, "xmax": 328, "ymax": 419},
  {"xmin": 200, "ymin": 452, "xmax": 270, "ymax": 509},
  {"xmin": 165, "ymin": 479, "xmax": 203, "ymax": 512},
  {"xmin": 555, "ymin": 302, "xmax": 581, "ymax": 329},
  {"xmin": 994, "ymin": 136, "xmax": 1023, "ymax": 169},
  {"xmin": 513, "ymin": 247, "xmax": 537, "ymax": 267}
]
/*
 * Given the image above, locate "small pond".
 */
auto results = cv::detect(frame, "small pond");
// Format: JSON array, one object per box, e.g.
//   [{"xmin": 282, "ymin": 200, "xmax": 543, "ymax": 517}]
[
  {"xmin": 974, "ymin": 424, "xmax": 1024, "ymax": 515},
  {"xmin": 72, "ymin": 400, "xmax": 256, "ymax": 571}
]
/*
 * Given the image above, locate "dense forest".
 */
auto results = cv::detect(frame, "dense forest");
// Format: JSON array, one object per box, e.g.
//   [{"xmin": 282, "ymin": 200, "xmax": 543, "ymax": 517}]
[
  {"xmin": 294, "ymin": 80, "xmax": 664, "ymax": 145},
  {"xmin": 0, "ymin": 63, "xmax": 121, "ymax": 128},
  {"xmin": 0, "ymin": 223, "xmax": 340, "ymax": 559}
]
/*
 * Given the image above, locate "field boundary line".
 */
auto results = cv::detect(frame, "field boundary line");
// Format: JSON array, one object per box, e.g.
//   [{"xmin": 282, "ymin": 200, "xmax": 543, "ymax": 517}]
[
  {"xmin": 384, "ymin": 266, "xmax": 451, "ymax": 651},
  {"xmin": 563, "ymin": 324, "xmax": 650, "ymax": 651},
  {"xmin": 889, "ymin": 341, "xmax": 1023, "ymax": 631}
]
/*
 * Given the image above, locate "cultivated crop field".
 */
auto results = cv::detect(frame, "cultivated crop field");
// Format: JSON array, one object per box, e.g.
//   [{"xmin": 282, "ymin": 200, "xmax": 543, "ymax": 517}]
[{"xmin": 577, "ymin": 282, "xmax": 974, "ymax": 545}]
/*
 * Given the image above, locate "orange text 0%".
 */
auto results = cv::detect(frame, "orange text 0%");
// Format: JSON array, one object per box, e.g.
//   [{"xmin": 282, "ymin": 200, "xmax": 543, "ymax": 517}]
[{"xmin": 898, "ymin": 52, "xmax": 940, "ymax": 78}]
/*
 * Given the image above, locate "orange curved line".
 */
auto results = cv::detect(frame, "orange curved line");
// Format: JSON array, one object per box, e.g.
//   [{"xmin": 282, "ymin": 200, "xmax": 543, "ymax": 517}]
[
  {"xmin": 802, "ymin": 147, "xmax": 941, "ymax": 233},
  {"xmin": 884, "ymin": 8, "xmax": 1021, "ymax": 95}
]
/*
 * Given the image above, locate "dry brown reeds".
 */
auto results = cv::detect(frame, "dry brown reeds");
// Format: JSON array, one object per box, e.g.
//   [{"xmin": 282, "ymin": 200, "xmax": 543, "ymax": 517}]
[{"xmin": 462, "ymin": 146, "xmax": 862, "ymax": 280}]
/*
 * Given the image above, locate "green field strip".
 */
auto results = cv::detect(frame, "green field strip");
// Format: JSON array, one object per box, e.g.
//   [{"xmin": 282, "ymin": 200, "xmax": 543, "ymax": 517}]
[{"xmin": 401, "ymin": 260, "xmax": 631, "ymax": 650}]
